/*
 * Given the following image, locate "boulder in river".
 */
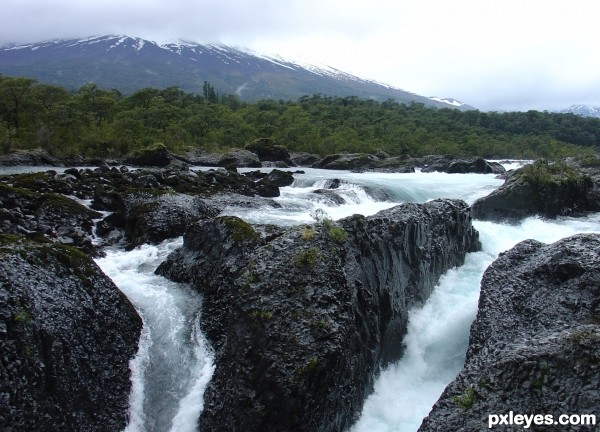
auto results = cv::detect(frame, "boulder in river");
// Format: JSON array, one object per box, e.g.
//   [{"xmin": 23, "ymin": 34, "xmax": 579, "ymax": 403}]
[
  {"xmin": 246, "ymin": 138, "xmax": 293, "ymax": 165},
  {"xmin": 124, "ymin": 143, "xmax": 173, "ymax": 167},
  {"xmin": 419, "ymin": 155, "xmax": 505, "ymax": 174},
  {"xmin": 471, "ymin": 160, "xmax": 600, "ymax": 222},
  {"xmin": 218, "ymin": 149, "xmax": 262, "ymax": 169}
]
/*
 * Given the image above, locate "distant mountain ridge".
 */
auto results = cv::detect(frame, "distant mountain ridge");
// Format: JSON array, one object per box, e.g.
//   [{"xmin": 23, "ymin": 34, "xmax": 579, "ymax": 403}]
[
  {"xmin": 561, "ymin": 104, "xmax": 600, "ymax": 118},
  {"xmin": 0, "ymin": 35, "xmax": 474, "ymax": 109}
]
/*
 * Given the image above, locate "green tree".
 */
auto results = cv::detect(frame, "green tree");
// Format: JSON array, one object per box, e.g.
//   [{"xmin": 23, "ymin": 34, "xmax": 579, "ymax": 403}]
[{"xmin": 0, "ymin": 76, "xmax": 36, "ymax": 134}]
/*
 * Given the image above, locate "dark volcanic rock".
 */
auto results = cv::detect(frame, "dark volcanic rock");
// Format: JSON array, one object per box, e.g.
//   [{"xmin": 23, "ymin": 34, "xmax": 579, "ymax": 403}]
[
  {"xmin": 246, "ymin": 138, "xmax": 293, "ymax": 165},
  {"xmin": 120, "ymin": 191, "xmax": 220, "ymax": 248},
  {"xmin": 419, "ymin": 155, "xmax": 505, "ymax": 174},
  {"xmin": 311, "ymin": 154, "xmax": 502, "ymax": 174},
  {"xmin": 319, "ymin": 178, "xmax": 344, "ymax": 189},
  {"xmin": 218, "ymin": 150, "xmax": 262, "ymax": 169},
  {"xmin": 290, "ymin": 152, "xmax": 321, "ymax": 167},
  {"xmin": 259, "ymin": 169, "xmax": 295, "ymax": 188},
  {"xmin": 174, "ymin": 148, "xmax": 222, "ymax": 166},
  {"xmin": 0, "ymin": 235, "xmax": 142, "ymax": 431},
  {"xmin": 312, "ymin": 189, "xmax": 346, "ymax": 205},
  {"xmin": 376, "ymin": 157, "xmax": 416, "ymax": 173},
  {"xmin": 1, "ymin": 166, "xmax": 286, "ymax": 249},
  {"xmin": 93, "ymin": 186, "xmax": 221, "ymax": 249},
  {"xmin": 0, "ymin": 148, "xmax": 62, "ymax": 167},
  {"xmin": 157, "ymin": 199, "xmax": 480, "ymax": 432},
  {"xmin": 420, "ymin": 234, "xmax": 600, "ymax": 432},
  {"xmin": 124, "ymin": 144, "xmax": 173, "ymax": 167},
  {"xmin": 472, "ymin": 160, "xmax": 600, "ymax": 222},
  {"xmin": 313, "ymin": 153, "xmax": 381, "ymax": 170},
  {"xmin": 0, "ymin": 181, "xmax": 102, "ymax": 253}
]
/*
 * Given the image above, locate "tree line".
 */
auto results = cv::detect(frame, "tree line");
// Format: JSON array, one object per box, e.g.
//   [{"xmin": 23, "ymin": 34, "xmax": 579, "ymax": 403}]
[{"xmin": 0, "ymin": 75, "xmax": 598, "ymax": 159}]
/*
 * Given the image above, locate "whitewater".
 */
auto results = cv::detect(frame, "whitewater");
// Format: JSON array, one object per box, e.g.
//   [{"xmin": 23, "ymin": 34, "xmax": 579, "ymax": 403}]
[{"xmin": 93, "ymin": 165, "xmax": 599, "ymax": 431}]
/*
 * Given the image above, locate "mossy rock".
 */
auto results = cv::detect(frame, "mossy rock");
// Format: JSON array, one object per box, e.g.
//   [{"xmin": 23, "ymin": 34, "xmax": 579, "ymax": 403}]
[
  {"xmin": 0, "ymin": 182, "xmax": 39, "ymax": 200},
  {"xmin": 0, "ymin": 235, "xmax": 97, "ymax": 279},
  {"xmin": 5, "ymin": 172, "xmax": 54, "ymax": 192},
  {"xmin": 221, "ymin": 216, "xmax": 261, "ymax": 245},
  {"xmin": 35, "ymin": 194, "xmax": 102, "ymax": 228},
  {"xmin": 518, "ymin": 160, "xmax": 585, "ymax": 188}
]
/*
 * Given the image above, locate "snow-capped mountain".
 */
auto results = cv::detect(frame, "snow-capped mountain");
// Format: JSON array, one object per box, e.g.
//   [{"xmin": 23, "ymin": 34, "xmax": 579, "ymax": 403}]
[
  {"xmin": 561, "ymin": 105, "xmax": 600, "ymax": 118},
  {"xmin": 0, "ymin": 35, "xmax": 473, "ymax": 109}
]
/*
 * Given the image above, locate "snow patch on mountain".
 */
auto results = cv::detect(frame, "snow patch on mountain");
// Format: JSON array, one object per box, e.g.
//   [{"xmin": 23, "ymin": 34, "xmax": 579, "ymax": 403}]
[
  {"xmin": 429, "ymin": 97, "xmax": 466, "ymax": 107},
  {"xmin": 561, "ymin": 104, "xmax": 600, "ymax": 118}
]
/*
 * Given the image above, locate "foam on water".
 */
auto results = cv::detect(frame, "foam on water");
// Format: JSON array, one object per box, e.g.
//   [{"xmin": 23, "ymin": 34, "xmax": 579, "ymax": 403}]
[
  {"xmin": 95, "ymin": 239, "xmax": 215, "ymax": 432},
  {"xmin": 222, "ymin": 168, "xmax": 503, "ymax": 226}
]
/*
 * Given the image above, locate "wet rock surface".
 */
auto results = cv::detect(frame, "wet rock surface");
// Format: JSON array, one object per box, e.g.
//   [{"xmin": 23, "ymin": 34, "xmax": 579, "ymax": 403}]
[
  {"xmin": 419, "ymin": 234, "xmax": 600, "ymax": 431},
  {"xmin": 157, "ymin": 199, "xmax": 480, "ymax": 431},
  {"xmin": 0, "ymin": 178, "xmax": 102, "ymax": 254},
  {"xmin": 0, "ymin": 236, "xmax": 142, "ymax": 431}
]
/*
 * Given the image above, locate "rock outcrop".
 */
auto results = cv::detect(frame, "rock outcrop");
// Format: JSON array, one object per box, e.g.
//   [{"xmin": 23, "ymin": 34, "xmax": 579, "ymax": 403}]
[
  {"xmin": 290, "ymin": 152, "xmax": 321, "ymax": 167},
  {"xmin": 245, "ymin": 138, "xmax": 293, "ymax": 166},
  {"xmin": 124, "ymin": 143, "xmax": 173, "ymax": 167},
  {"xmin": 420, "ymin": 234, "xmax": 600, "ymax": 431},
  {"xmin": 157, "ymin": 199, "xmax": 480, "ymax": 431},
  {"xmin": 419, "ymin": 155, "xmax": 505, "ymax": 174},
  {"xmin": 96, "ymin": 191, "xmax": 220, "ymax": 248},
  {"xmin": 0, "ymin": 179, "xmax": 102, "ymax": 254},
  {"xmin": 0, "ymin": 235, "xmax": 142, "ymax": 431},
  {"xmin": 472, "ymin": 160, "xmax": 600, "ymax": 222},
  {"xmin": 0, "ymin": 148, "xmax": 62, "ymax": 167},
  {"xmin": 314, "ymin": 153, "xmax": 383, "ymax": 170},
  {"xmin": 218, "ymin": 149, "xmax": 262, "ymax": 169}
]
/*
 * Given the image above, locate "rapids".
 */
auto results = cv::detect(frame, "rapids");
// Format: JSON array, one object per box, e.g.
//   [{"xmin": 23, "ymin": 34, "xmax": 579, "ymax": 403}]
[{"xmin": 88, "ymin": 163, "xmax": 598, "ymax": 431}]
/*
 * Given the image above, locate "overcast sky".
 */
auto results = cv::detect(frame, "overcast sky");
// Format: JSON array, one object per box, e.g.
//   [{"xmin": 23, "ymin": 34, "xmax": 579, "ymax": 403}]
[{"xmin": 2, "ymin": 0, "xmax": 599, "ymax": 111}]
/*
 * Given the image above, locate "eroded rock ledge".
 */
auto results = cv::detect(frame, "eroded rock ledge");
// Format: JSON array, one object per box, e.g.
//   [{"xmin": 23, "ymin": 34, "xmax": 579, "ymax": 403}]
[
  {"xmin": 157, "ymin": 199, "xmax": 480, "ymax": 431},
  {"xmin": 419, "ymin": 234, "xmax": 600, "ymax": 431}
]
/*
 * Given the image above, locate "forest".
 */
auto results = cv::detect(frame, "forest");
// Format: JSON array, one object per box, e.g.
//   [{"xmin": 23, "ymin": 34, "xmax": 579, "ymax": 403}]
[{"xmin": 1, "ymin": 75, "xmax": 599, "ymax": 159}]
